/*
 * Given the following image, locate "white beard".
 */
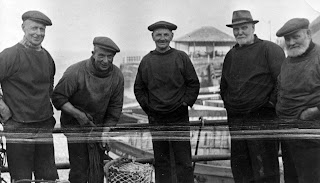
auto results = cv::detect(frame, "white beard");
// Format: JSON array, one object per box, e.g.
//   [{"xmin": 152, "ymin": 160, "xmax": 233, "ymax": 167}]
[
  {"xmin": 286, "ymin": 39, "xmax": 311, "ymax": 57},
  {"xmin": 236, "ymin": 34, "xmax": 254, "ymax": 47}
]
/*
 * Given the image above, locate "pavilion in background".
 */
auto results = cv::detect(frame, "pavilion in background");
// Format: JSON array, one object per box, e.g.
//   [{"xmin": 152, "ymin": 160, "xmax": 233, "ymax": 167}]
[{"xmin": 174, "ymin": 26, "xmax": 236, "ymax": 87}]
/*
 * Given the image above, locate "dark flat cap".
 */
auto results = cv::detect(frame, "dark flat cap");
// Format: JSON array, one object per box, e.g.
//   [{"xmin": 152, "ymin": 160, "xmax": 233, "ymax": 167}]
[
  {"xmin": 93, "ymin": 37, "xmax": 120, "ymax": 53},
  {"xmin": 148, "ymin": 21, "xmax": 177, "ymax": 31},
  {"xmin": 276, "ymin": 18, "xmax": 309, "ymax": 37},
  {"xmin": 22, "ymin": 10, "xmax": 52, "ymax": 26}
]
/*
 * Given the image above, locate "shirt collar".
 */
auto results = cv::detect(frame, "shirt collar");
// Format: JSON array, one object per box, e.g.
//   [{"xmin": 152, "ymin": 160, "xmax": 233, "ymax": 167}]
[
  {"xmin": 19, "ymin": 36, "xmax": 42, "ymax": 51},
  {"xmin": 152, "ymin": 47, "xmax": 174, "ymax": 55}
]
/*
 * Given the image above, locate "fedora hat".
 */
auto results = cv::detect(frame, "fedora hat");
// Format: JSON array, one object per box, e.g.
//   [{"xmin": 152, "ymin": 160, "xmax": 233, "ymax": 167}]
[{"xmin": 226, "ymin": 10, "xmax": 259, "ymax": 28}]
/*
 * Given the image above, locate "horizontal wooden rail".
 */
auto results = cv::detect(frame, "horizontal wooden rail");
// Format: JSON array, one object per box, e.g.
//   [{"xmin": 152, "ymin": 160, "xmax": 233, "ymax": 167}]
[{"xmin": 0, "ymin": 154, "xmax": 231, "ymax": 172}]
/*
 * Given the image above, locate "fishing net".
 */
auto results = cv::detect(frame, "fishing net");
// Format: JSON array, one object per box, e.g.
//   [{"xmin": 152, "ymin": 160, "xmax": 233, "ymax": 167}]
[
  {"xmin": 87, "ymin": 142, "xmax": 104, "ymax": 183},
  {"xmin": 104, "ymin": 158, "xmax": 153, "ymax": 183}
]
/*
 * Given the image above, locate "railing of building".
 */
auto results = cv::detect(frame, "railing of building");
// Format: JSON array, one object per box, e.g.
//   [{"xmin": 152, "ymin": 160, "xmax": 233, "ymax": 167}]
[{"xmin": 122, "ymin": 56, "xmax": 142, "ymax": 64}]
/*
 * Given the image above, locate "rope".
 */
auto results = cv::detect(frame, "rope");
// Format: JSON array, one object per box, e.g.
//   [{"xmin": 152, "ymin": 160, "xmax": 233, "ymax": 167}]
[{"xmin": 87, "ymin": 128, "xmax": 104, "ymax": 183}]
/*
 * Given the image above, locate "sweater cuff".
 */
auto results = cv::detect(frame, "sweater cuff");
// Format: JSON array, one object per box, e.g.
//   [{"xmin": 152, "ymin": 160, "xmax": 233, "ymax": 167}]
[{"xmin": 53, "ymin": 99, "xmax": 69, "ymax": 110}]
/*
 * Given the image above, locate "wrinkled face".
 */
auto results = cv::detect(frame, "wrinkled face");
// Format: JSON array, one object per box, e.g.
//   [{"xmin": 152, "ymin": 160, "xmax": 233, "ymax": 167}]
[
  {"xmin": 22, "ymin": 20, "xmax": 46, "ymax": 46},
  {"xmin": 92, "ymin": 46, "xmax": 115, "ymax": 72},
  {"xmin": 152, "ymin": 28, "xmax": 173, "ymax": 52},
  {"xmin": 233, "ymin": 23, "xmax": 255, "ymax": 46},
  {"xmin": 284, "ymin": 29, "xmax": 311, "ymax": 57}
]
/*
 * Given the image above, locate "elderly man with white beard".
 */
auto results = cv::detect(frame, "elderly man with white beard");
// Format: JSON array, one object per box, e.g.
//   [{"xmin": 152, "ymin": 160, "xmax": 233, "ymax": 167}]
[{"xmin": 276, "ymin": 18, "xmax": 320, "ymax": 183}]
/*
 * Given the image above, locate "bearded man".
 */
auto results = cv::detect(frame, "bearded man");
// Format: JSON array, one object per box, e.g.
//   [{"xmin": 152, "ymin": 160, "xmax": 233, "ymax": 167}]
[
  {"xmin": 276, "ymin": 18, "xmax": 320, "ymax": 183},
  {"xmin": 220, "ymin": 10, "xmax": 285, "ymax": 183}
]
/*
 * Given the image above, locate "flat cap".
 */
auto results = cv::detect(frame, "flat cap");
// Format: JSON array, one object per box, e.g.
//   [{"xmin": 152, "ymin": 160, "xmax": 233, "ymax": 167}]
[
  {"xmin": 276, "ymin": 18, "xmax": 309, "ymax": 37},
  {"xmin": 22, "ymin": 10, "xmax": 52, "ymax": 26},
  {"xmin": 93, "ymin": 37, "xmax": 120, "ymax": 53},
  {"xmin": 148, "ymin": 21, "xmax": 177, "ymax": 31}
]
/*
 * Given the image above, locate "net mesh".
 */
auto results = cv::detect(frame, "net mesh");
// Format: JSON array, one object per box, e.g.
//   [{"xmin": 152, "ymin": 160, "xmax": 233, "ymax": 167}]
[{"xmin": 105, "ymin": 158, "xmax": 153, "ymax": 183}]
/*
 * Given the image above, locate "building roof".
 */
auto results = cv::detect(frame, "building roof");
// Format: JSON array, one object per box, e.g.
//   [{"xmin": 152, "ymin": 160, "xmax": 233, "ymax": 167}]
[
  {"xmin": 310, "ymin": 15, "xmax": 320, "ymax": 34},
  {"xmin": 311, "ymin": 16, "xmax": 320, "ymax": 45},
  {"xmin": 313, "ymin": 30, "xmax": 320, "ymax": 45},
  {"xmin": 174, "ymin": 26, "xmax": 235, "ymax": 43}
]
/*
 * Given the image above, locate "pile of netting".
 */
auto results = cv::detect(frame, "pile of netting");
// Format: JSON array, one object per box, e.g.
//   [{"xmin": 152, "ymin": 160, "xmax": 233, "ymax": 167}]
[{"xmin": 104, "ymin": 158, "xmax": 153, "ymax": 183}]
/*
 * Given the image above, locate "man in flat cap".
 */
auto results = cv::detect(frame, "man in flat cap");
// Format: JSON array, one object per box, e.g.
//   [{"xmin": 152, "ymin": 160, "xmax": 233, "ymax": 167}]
[
  {"xmin": 0, "ymin": 10, "xmax": 59, "ymax": 182},
  {"xmin": 220, "ymin": 10, "xmax": 285, "ymax": 183},
  {"xmin": 276, "ymin": 18, "xmax": 320, "ymax": 183},
  {"xmin": 52, "ymin": 36, "xmax": 124, "ymax": 183},
  {"xmin": 134, "ymin": 21, "xmax": 200, "ymax": 183}
]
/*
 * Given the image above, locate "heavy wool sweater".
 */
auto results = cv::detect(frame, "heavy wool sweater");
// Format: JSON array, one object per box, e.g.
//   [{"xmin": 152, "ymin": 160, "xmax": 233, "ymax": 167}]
[
  {"xmin": 220, "ymin": 35, "xmax": 285, "ymax": 113},
  {"xmin": 134, "ymin": 48, "xmax": 200, "ymax": 115},
  {"xmin": 52, "ymin": 58, "xmax": 124, "ymax": 127},
  {"xmin": 0, "ymin": 43, "xmax": 55, "ymax": 122},
  {"xmin": 276, "ymin": 42, "xmax": 320, "ymax": 119}
]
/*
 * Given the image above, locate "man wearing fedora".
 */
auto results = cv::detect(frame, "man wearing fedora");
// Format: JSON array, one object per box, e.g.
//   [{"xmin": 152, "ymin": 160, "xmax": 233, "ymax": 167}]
[
  {"xmin": 52, "ymin": 36, "xmax": 124, "ymax": 183},
  {"xmin": 0, "ymin": 10, "xmax": 59, "ymax": 181},
  {"xmin": 134, "ymin": 21, "xmax": 200, "ymax": 183},
  {"xmin": 276, "ymin": 18, "xmax": 320, "ymax": 183},
  {"xmin": 220, "ymin": 10, "xmax": 285, "ymax": 182}
]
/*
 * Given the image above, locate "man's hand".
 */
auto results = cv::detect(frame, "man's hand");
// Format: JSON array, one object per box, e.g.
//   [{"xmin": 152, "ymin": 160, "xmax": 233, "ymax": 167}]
[
  {"xmin": 182, "ymin": 102, "xmax": 188, "ymax": 106},
  {"xmin": 300, "ymin": 107, "xmax": 320, "ymax": 120},
  {"xmin": 100, "ymin": 127, "xmax": 111, "ymax": 151},
  {"xmin": 99, "ymin": 141, "xmax": 111, "ymax": 151},
  {"xmin": 76, "ymin": 112, "xmax": 95, "ymax": 127},
  {"xmin": 61, "ymin": 102, "xmax": 95, "ymax": 127},
  {"xmin": 0, "ymin": 99, "xmax": 12, "ymax": 123}
]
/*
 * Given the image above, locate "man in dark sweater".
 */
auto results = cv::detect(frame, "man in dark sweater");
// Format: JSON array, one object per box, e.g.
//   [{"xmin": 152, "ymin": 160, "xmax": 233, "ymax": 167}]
[
  {"xmin": 0, "ymin": 10, "xmax": 59, "ymax": 182},
  {"xmin": 134, "ymin": 21, "xmax": 200, "ymax": 183},
  {"xmin": 220, "ymin": 10, "xmax": 285, "ymax": 183},
  {"xmin": 276, "ymin": 18, "xmax": 320, "ymax": 183},
  {"xmin": 52, "ymin": 36, "xmax": 124, "ymax": 183}
]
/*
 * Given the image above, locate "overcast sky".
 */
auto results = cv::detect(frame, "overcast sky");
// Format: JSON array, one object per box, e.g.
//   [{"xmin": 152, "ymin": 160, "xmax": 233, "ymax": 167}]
[{"xmin": 0, "ymin": 0, "xmax": 319, "ymax": 58}]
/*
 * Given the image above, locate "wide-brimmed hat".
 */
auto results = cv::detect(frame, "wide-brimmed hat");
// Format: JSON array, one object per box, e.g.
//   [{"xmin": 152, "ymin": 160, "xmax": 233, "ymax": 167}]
[{"xmin": 226, "ymin": 10, "xmax": 259, "ymax": 28}]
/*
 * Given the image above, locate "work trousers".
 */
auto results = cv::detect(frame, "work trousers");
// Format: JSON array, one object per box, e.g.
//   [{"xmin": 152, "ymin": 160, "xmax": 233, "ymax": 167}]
[
  {"xmin": 4, "ymin": 117, "xmax": 59, "ymax": 182},
  {"xmin": 149, "ymin": 105, "xmax": 194, "ymax": 183},
  {"xmin": 66, "ymin": 138, "xmax": 105, "ymax": 183},
  {"xmin": 228, "ymin": 106, "xmax": 280, "ymax": 183},
  {"xmin": 281, "ymin": 139, "xmax": 320, "ymax": 183}
]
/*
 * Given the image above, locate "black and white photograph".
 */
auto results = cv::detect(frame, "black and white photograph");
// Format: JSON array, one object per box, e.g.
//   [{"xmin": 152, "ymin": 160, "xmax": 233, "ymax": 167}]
[{"xmin": 0, "ymin": 0, "xmax": 320, "ymax": 182}]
